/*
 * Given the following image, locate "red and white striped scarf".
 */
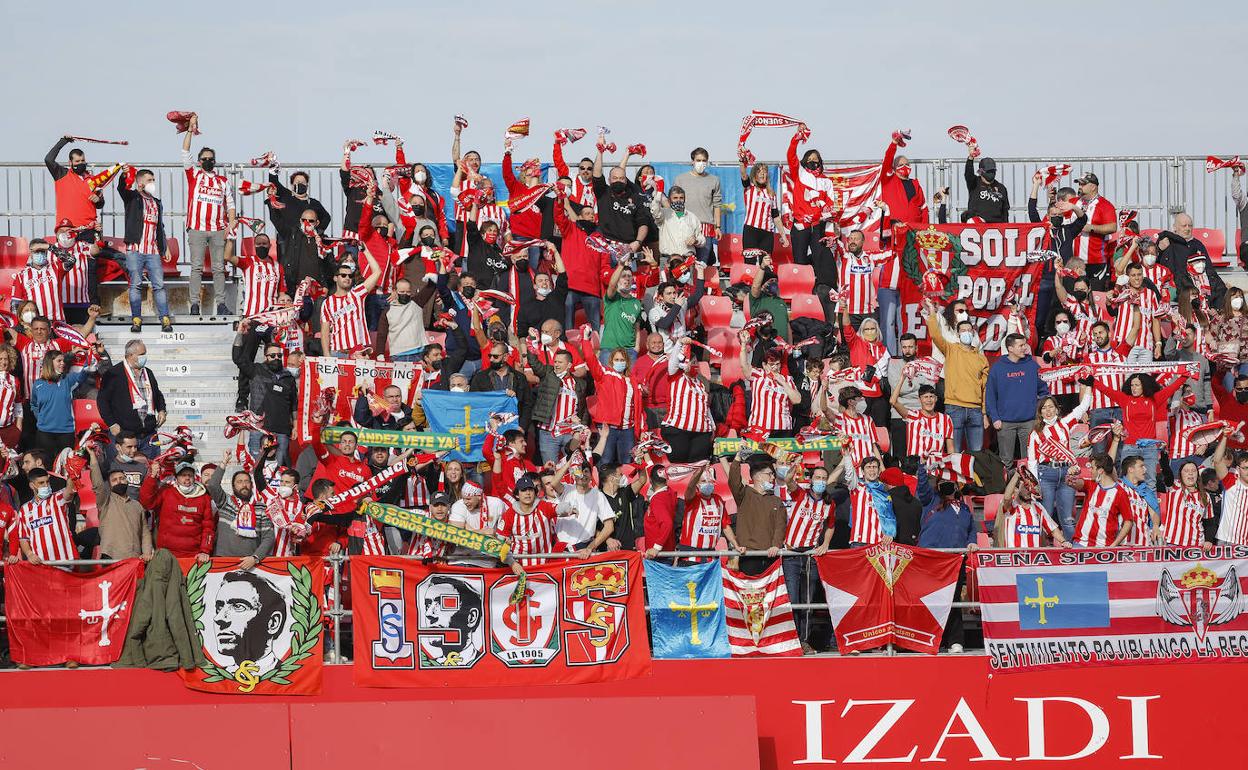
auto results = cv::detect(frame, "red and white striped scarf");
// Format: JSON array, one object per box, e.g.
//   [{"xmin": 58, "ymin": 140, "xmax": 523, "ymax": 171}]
[{"xmin": 124, "ymin": 363, "xmax": 153, "ymax": 413}]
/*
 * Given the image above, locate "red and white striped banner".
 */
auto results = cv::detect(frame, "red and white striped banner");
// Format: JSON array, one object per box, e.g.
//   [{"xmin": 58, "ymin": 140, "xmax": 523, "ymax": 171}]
[
  {"xmin": 722, "ymin": 560, "xmax": 801, "ymax": 657},
  {"xmin": 296, "ymin": 358, "xmax": 420, "ymax": 444}
]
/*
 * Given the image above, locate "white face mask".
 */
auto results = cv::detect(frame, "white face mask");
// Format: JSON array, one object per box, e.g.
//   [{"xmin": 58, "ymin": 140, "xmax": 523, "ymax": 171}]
[
  {"xmin": 143, "ymin": 182, "xmax": 157, "ymax": 196},
  {"xmin": 56, "ymin": 232, "xmax": 74, "ymax": 247},
  {"xmin": 1055, "ymin": 321, "xmax": 1071, "ymax": 334},
  {"xmin": 1193, "ymin": 261, "xmax": 1207, "ymax": 274},
  {"xmin": 277, "ymin": 485, "xmax": 294, "ymax": 498},
  {"xmin": 535, "ymin": 287, "xmax": 551, "ymax": 300},
  {"xmin": 177, "ymin": 482, "xmax": 194, "ymax": 494},
  {"xmin": 853, "ymin": 399, "xmax": 868, "ymax": 415},
  {"xmin": 1142, "ymin": 254, "xmax": 1156, "ymax": 266},
  {"xmin": 451, "ymin": 385, "xmax": 468, "ymax": 392},
  {"xmin": 413, "ymin": 171, "xmax": 427, "ymax": 184},
  {"xmin": 20, "ymin": 311, "xmax": 35, "ymax": 324},
  {"xmin": 1234, "ymin": 297, "xmax": 1245, "ymax": 311},
  {"xmin": 540, "ymin": 333, "xmax": 553, "ymax": 346},
  {"xmin": 954, "ymin": 311, "xmax": 969, "ymax": 323},
  {"xmin": 959, "ymin": 331, "xmax": 975, "ymax": 346},
  {"xmin": 693, "ymin": 160, "xmax": 708, "ymax": 174}
]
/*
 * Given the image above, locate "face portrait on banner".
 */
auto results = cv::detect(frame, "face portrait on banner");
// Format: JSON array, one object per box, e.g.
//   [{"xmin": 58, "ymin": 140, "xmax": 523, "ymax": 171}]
[
  {"xmin": 209, "ymin": 570, "xmax": 293, "ymax": 676},
  {"xmin": 417, "ymin": 575, "xmax": 485, "ymax": 668}
]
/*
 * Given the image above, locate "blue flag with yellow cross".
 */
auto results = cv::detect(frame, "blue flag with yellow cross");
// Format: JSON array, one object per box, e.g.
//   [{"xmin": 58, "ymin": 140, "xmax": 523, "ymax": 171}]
[
  {"xmin": 644, "ymin": 560, "xmax": 731, "ymax": 659},
  {"xmin": 420, "ymin": 390, "xmax": 517, "ymax": 462}
]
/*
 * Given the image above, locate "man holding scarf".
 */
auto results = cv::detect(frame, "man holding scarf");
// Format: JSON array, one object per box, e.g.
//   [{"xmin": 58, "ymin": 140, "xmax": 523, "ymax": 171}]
[
  {"xmin": 207, "ymin": 456, "xmax": 275, "ymax": 569},
  {"xmin": 97, "ymin": 339, "xmax": 166, "ymax": 457},
  {"xmin": 728, "ymin": 453, "xmax": 786, "ymax": 576}
]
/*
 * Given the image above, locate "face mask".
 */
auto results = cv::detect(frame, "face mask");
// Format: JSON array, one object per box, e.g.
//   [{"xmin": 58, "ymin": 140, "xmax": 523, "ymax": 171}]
[
  {"xmin": 136, "ymin": 355, "xmax": 148, "ymax": 367},
  {"xmin": 982, "ymin": 170, "xmax": 996, "ymax": 183},
  {"xmin": 396, "ymin": 294, "xmax": 412, "ymax": 305},
  {"xmin": 56, "ymin": 232, "xmax": 74, "ymax": 247},
  {"xmin": 610, "ymin": 180, "xmax": 627, "ymax": 194},
  {"xmin": 461, "ymin": 286, "xmax": 477, "ymax": 299},
  {"xmin": 200, "ymin": 158, "xmax": 216, "ymax": 172},
  {"xmin": 612, "ymin": 360, "xmax": 627, "ymax": 373},
  {"xmin": 854, "ymin": 400, "xmax": 868, "ymax": 415},
  {"xmin": 111, "ymin": 483, "xmax": 129, "ymax": 497},
  {"xmin": 698, "ymin": 482, "xmax": 715, "ymax": 496},
  {"xmin": 138, "ymin": 180, "xmax": 157, "ymax": 196},
  {"xmin": 20, "ymin": 311, "xmax": 35, "ymax": 324},
  {"xmin": 803, "ymin": 161, "xmax": 820, "ymax": 171},
  {"xmin": 413, "ymin": 171, "xmax": 427, "ymax": 184},
  {"xmin": 776, "ymin": 464, "xmax": 791, "ymax": 479},
  {"xmin": 954, "ymin": 311, "xmax": 968, "ymax": 323},
  {"xmin": 576, "ymin": 220, "xmax": 597, "ymax": 234},
  {"xmin": 693, "ymin": 160, "xmax": 708, "ymax": 174},
  {"xmin": 177, "ymin": 482, "xmax": 195, "ymax": 494},
  {"xmin": 618, "ymin": 283, "xmax": 635, "ymax": 296},
  {"xmin": 30, "ymin": 252, "xmax": 48, "ymax": 268},
  {"xmin": 36, "ymin": 486, "xmax": 53, "ymax": 500},
  {"xmin": 277, "ymin": 485, "xmax": 294, "ymax": 498},
  {"xmin": 483, "ymin": 231, "xmax": 499, "ymax": 245},
  {"xmin": 811, "ymin": 480, "xmax": 827, "ymax": 495},
  {"xmin": 451, "ymin": 385, "xmax": 468, "ymax": 393},
  {"xmin": 670, "ymin": 200, "xmax": 685, "ymax": 213},
  {"xmin": 416, "ymin": 236, "xmax": 435, "ymax": 249},
  {"xmin": 293, "ymin": 182, "xmax": 309, "ymax": 196},
  {"xmin": 266, "ymin": 359, "xmax": 283, "ymax": 372},
  {"xmin": 679, "ymin": 273, "xmax": 693, "ymax": 285},
  {"xmin": 759, "ymin": 480, "xmax": 775, "ymax": 494},
  {"xmin": 1193, "ymin": 261, "xmax": 1207, "ymax": 274},
  {"xmin": 1182, "ymin": 394, "xmax": 1197, "ymax": 407},
  {"xmin": 1234, "ymin": 297, "xmax": 1244, "ymax": 311},
  {"xmin": 1072, "ymin": 289, "xmax": 1089, "ymax": 302},
  {"xmin": 540, "ymin": 333, "xmax": 554, "ymax": 346},
  {"xmin": 255, "ymin": 245, "xmax": 271, "ymax": 259},
  {"xmin": 1143, "ymin": 254, "xmax": 1157, "ymax": 266},
  {"xmin": 491, "ymin": 360, "xmax": 506, "ymax": 371},
  {"xmin": 287, "ymin": 366, "xmax": 300, "ymax": 376},
  {"xmin": 72, "ymin": 162, "xmax": 88, "ymax": 175},
  {"xmin": 959, "ymin": 331, "xmax": 975, "ymax": 346},
  {"xmin": 1055, "ymin": 321, "xmax": 1071, "ymax": 334},
  {"xmin": 895, "ymin": 165, "xmax": 911, "ymax": 178},
  {"xmin": 536, "ymin": 287, "xmax": 552, "ymax": 299},
  {"xmin": 1236, "ymin": 391, "xmax": 1248, "ymax": 405}
]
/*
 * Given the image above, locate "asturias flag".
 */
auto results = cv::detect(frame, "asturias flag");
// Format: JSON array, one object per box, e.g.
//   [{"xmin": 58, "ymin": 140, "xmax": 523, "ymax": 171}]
[
  {"xmin": 420, "ymin": 390, "xmax": 517, "ymax": 462},
  {"xmin": 644, "ymin": 560, "xmax": 730, "ymax": 659}
]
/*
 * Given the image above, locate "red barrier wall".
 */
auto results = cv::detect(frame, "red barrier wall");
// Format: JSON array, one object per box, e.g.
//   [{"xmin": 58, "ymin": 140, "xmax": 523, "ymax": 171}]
[{"xmin": 2, "ymin": 657, "xmax": 1244, "ymax": 768}]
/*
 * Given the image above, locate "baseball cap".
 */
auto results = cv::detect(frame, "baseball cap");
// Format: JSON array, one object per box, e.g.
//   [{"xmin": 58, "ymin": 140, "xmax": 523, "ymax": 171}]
[
  {"xmin": 175, "ymin": 461, "xmax": 197, "ymax": 475},
  {"xmin": 515, "ymin": 475, "xmax": 537, "ymax": 492},
  {"xmin": 1075, "ymin": 172, "xmax": 1099, "ymax": 186},
  {"xmin": 978, "ymin": 157, "xmax": 997, "ymax": 174},
  {"xmin": 431, "ymin": 491, "xmax": 452, "ymax": 506}
]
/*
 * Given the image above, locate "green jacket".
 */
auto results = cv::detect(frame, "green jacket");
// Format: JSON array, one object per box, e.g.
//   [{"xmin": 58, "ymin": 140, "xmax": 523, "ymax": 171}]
[{"xmin": 115, "ymin": 549, "xmax": 206, "ymax": 672}]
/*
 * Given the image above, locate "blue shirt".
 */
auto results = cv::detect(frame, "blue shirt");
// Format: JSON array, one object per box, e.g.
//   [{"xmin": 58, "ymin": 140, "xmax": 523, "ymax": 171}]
[
  {"xmin": 916, "ymin": 465, "xmax": 979, "ymax": 548},
  {"xmin": 30, "ymin": 369, "xmax": 88, "ymax": 434},
  {"xmin": 985, "ymin": 355, "xmax": 1048, "ymax": 424}
]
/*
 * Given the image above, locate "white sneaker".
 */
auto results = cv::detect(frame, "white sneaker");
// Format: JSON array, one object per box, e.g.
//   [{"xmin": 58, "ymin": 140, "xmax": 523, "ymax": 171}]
[{"xmin": 949, "ymin": 643, "xmax": 964, "ymax": 654}]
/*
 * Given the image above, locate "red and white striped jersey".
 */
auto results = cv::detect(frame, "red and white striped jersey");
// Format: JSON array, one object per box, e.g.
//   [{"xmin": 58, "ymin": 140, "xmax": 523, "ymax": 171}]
[
  {"xmin": 1168, "ymin": 408, "xmax": 1206, "ymax": 459},
  {"xmin": 17, "ymin": 491, "xmax": 76, "ymax": 562},
  {"xmin": 905, "ymin": 411, "xmax": 952, "ymax": 458},
  {"xmin": 496, "ymin": 500, "xmax": 560, "ymax": 566},
  {"xmin": 1162, "ymin": 487, "xmax": 1212, "ymax": 547},
  {"xmin": 15, "ymin": 337, "xmax": 73, "ymax": 400},
  {"xmin": 785, "ymin": 488, "xmax": 832, "ymax": 549},
  {"xmin": 836, "ymin": 251, "xmax": 883, "ymax": 315},
  {"xmin": 1074, "ymin": 481, "xmax": 1132, "ymax": 547},
  {"xmin": 748, "ymin": 369, "xmax": 794, "ymax": 432},
  {"xmin": 847, "ymin": 487, "xmax": 884, "ymax": 545},
  {"xmin": 1143, "ymin": 262, "xmax": 1175, "ymax": 298},
  {"xmin": 1119, "ymin": 483, "xmax": 1154, "ymax": 546},
  {"xmin": 261, "ymin": 488, "xmax": 306, "ymax": 557},
  {"xmin": 1061, "ymin": 297, "xmax": 1107, "ymax": 341},
  {"xmin": 11, "ymin": 263, "xmax": 66, "ymax": 322},
  {"xmin": 1218, "ymin": 473, "xmax": 1248, "ymax": 546},
  {"xmin": 351, "ymin": 514, "xmax": 387, "ymax": 555},
  {"xmin": 663, "ymin": 372, "xmax": 714, "ymax": 433},
  {"xmin": 998, "ymin": 500, "xmax": 1061, "ymax": 548},
  {"xmin": 238, "ymin": 256, "xmax": 285, "ymax": 318},
  {"xmin": 60, "ymin": 241, "xmax": 93, "ymax": 305},
  {"xmin": 0, "ymin": 371, "xmax": 18, "ymax": 429},
  {"xmin": 1027, "ymin": 408, "xmax": 1089, "ymax": 469},
  {"xmin": 319, "ymin": 285, "xmax": 370, "ymax": 354},
  {"xmin": 742, "ymin": 183, "xmax": 777, "ymax": 232},
  {"xmin": 541, "ymin": 373, "xmax": 580, "ymax": 431},
  {"xmin": 1040, "ymin": 338, "xmax": 1079, "ymax": 396},
  {"xmin": 1087, "ymin": 348, "xmax": 1126, "ymax": 410},
  {"xmin": 405, "ymin": 516, "xmax": 452, "ymax": 559},
  {"xmin": 452, "ymin": 176, "xmax": 480, "ymax": 222},
  {"xmin": 837, "ymin": 411, "xmax": 879, "ymax": 469},
  {"xmin": 128, "ymin": 195, "xmax": 161, "ymax": 255},
  {"xmin": 1071, "ymin": 195, "xmax": 1116, "ymax": 265},
  {"xmin": 183, "ymin": 156, "xmax": 235, "ymax": 231},
  {"xmin": 1110, "ymin": 289, "xmax": 1162, "ymax": 349},
  {"xmin": 680, "ymin": 494, "xmax": 728, "ymax": 550},
  {"xmin": 402, "ymin": 474, "xmax": 430, "ymax": 510},
  {"xmin": 569, "ymin": 177, "xmax": 596, "ymax": 211}
]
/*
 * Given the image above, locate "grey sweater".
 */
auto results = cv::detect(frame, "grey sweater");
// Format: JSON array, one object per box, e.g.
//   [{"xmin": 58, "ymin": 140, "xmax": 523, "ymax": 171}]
[
  {"xmin": 208, "ymin": 466, "xmax": 275, "ymax": 560},
  {"xmin": 673, "ymin": 170, "xmax": 722, "ymax": 225}
]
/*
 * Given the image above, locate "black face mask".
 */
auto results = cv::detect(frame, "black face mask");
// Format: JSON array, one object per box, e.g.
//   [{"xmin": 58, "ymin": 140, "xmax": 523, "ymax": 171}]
[
  {"xmin": 266, "ymin": 359, "xmax": 283, "ymax": 372},
  {"xmin": 804, "ymin": 161, "xmax": 820, "ymax": 171},
  {"xmin": 1236, "ymin": 391, "xmax": 1248, "ymax": 405},
  {"xmin": 72, "ymin": 162, "xmax": 88, "ymax": 175},
  {"xmin": 292, "ymin": 183, "xmax": 309, "ymax": 196},
  {"xmin": 576, "ymin": 220, "xmax": 597, "ymax": 234},
  {"xmin": 491, "ymin": 360, "xmax": 506, "ymax": 371},
  {"xmin": 200, "ymin": 158, "xmax": 216, "ymax": 172},
  {"xmin": 111, "ymin": 483, "xmax": 129, "ymax": 497},
  {"xmin": 609, "ymin": 180, "xmax": 627, "ymax": 194},
  {"xmin": 982, "ymin": 170, "xmax": 996, "ymax": 183},
  {"xmin": 396, "ymin": 294, "xmax": 412, "ymax": 305},
  {"xmin": 489, "ymin": 327, "xmax": 507, "ymax": 342},
  {"xmin": 411, "ymin": 207, "xmax": 426, "ymax": 217},
  {"xmin": 1072, "ymin": 289, "xmax": 1089, "ymax": 302},
  {"xmin": 461, "ymin": 286, "xmax": 477, "ymax": 299},
  {"xmin": 420, "ymin": 235, "xmax": 436, "ymax": 247},
  {"xmin": 256, "ymin": 245, "xmax": 271, "ymax": 259}
]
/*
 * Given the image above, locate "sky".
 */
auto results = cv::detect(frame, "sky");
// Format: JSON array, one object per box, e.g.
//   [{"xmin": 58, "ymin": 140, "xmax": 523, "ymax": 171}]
[{"xmin": 2, "ymin": 0, "xmax": 1246, "ymax": 167}]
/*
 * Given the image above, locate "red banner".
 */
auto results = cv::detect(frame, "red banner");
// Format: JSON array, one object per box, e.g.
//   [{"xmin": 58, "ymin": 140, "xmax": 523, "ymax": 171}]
[
  {"xmin": 178, "ymin": 557, "xmax": 325, "ymax": 695},
  {"xmin": 351, "ymin": 553, "xmax": 652, "ymax": 687},
  {"xmin": 816, "ymin": 544, "xmax": 964, "ymax": 654},
  {"xmin": 898, "ymin": 222, "xmax": 1049, "ymax": 353},
  {"xmin": 296, "ymin": 357, "xmax": 420, "ymax": 443},
  {"xmin": 4, "ymin": 559, "xmax": 141, "ymax": 666}
]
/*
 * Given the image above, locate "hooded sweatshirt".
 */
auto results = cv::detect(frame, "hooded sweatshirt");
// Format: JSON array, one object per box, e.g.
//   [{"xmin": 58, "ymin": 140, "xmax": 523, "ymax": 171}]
[{"xmin": 986, "ymin": 354, "xmax": 1049, "ymax": 424}]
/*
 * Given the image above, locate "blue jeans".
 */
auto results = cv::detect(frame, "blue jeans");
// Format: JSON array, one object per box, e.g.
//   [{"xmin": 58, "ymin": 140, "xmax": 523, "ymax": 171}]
[
  {"xmin": 602, "ymin": 427, "xmax": 635, "ymax": 465},
  {"xmin": 538, "ymin": 428, "xmax": 572, "ymax": 464},
  {"xmin": 782, "ymin": 553, "xmax": 818, "ymax": 643},
  {"xmin": 877, "ymin": 288, "xmax": 901, "ymax": 356},
  {"xmin": 1038, "ymin": 462, "xmax": 1076, "ymax": 541},
  {"xmin": 947, "ymin": 405, "xmax": 984, "ymax": 452},
  {"xmin": 125, "ymin": 251, "xmax": 169, "ymax": 318},
  {"xmin": 565, "ymin": 291, "xmax": 603, "ymax": 331},
  {"xmin": 1120, "ymin": 442, "xmax": 1161, "ymax": 492},
  {"xmin": 365, "ymin": 293, "xmax": 389, "ymax": 332},
  {"xmin": 695, "ymin": 236, "xmax": 717, "ymax": 266},
  {"xmin": 1089, "ymin": 407, "xmax": 1122, "ymax": 454},
  {"xmin": 457, "ymin": 358, "xmax": 482, "ymax": 379}
]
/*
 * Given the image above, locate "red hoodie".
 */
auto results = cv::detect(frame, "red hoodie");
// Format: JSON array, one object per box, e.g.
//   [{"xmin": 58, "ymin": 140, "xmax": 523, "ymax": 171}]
[
  {"xmin": 582, "ymin": 339, "xmax": 645, "ymax": 436},
  {"xmin": 554, "ymin": 199, "xmax": 612, "ymax": 297},
  {"xmin": 139, "ymin": 475, "xmax": 214, "ymax": 558},
  {"xmin": 394, "ymin": 146, "xmax": 449, "ymax": 242}
]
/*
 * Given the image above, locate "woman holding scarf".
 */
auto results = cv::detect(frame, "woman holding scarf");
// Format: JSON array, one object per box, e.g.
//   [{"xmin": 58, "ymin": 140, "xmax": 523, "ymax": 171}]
[{"xmin": 1026, "ymin": 386, "xmax": 1093, "ymax": 541}]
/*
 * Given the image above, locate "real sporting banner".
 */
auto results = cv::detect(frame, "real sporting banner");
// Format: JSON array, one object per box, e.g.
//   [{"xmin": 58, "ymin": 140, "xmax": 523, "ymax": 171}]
[
  {"xmin": 816, "ymin": 543, "xmax": 963, "ymax": 654},
  {"xmin": 179, "ymin": 557, "xmax": 325, "ymax": 695},
  {"xmin": 644, "ymin": 560, "xmax": 731, "ymax": 659},
  {"xmin": 420, "ymin": 390, "xmax": 518, "ymax": 462},
  {"xmin": 976, "ymin": 546, "xmax": 1248, "ymax": 673},
  {"xmin": 351, "ymin": 553, "xmax": 651, "ymax": 687},
  {"xmin": 895, "ymin": 222, "xmax": 1049, "ymax": 353},
  {"xmin": 296, "ymin": 357, "xmax": 419, "ymax": 443},
  {"xmin": 5, "ymin": 559, "xmax": 141, "ymax": 667}
]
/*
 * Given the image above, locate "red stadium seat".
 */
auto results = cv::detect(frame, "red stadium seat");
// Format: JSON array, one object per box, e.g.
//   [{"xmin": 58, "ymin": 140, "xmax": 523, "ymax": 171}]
[
  {"xmin": 424, "ymin": 331, "xmax": 446, "ymax": 350},
  {"xmin": 862, "ymin": 227, "xmax": 882, "ymax": 253},
  {"xmin": 776, "ymin": 264, "xmax": 815, "ymax": 295},
  {"xmin": 728, "ymin": 263, "xmax": 758, "ymax": 286},
  {"xmin": 163, "ymin": 238, "xmax": 181, "ymax": 276},
  {"xmin": 699, "ymin": 295, "xmax": 734, "ymax": 330},
  {"xmin": 0, "ymin": 267, "xmax": 22, "ymax": 301},
  {"xmin": 789, "ymin": 294, "xmax": 824, "ymax": 322},
  {"xmin": 1236, "ymin": 228, "xmax": 1243, "ymax": 253},
  {"xmin": 773, "ymin": 236, "xmax": 793, "ymax": 264},
  {"xmin": 874, "ymin": 426, "xmax": 890, "ymax": 454},
  {"xmin": 1193, "ymin": 227, "xmax": 1229, "ymax": 267},
  {"xmin": 981, "ymin": 493, "xmax": 1004, "ymax": 524},
  {"xmin": 718, "ymin": 233, "xmax": 743, "ymax": 266},
  {"xmin": 0, "ymin": 236, "xmax": 29, "ymax": 268}
]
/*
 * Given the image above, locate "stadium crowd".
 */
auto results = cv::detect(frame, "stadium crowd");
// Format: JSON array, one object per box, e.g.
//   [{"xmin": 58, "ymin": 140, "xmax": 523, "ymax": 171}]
[{"xmin": 2, "ymin": 113, "xmax": 1248, "ymax": 658}]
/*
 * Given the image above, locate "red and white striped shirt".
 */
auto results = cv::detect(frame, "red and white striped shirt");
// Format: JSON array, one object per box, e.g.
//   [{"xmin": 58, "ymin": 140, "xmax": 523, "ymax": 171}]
[
  {"xmin": 1071, "ymin": 195, "xmax": 1116, "ymax": 265},
  {"xmin": 837, "ymin": 251, "xmax": 883, "ymax": 315},
  {"xmin": 60, "ymin": 241, "xmax": 93, "ymax": 305},
  {"xmin": 905, "ymin": 411, "xmax": 952, "ymax": 458},
  {"xmin": 405, "ymin": 515, "xmax": 452, "ymax": 559},
  {"xmin": 1143, "ymin": 262, "xmax": 1175, "ymax": 299},
  {"xmin": 1168, "ymin": 408, "xmax": 1206, "ymax": 459},
  {"xmin": 1062, "ymin": 297, "xmax": 1107, "ymax": 341},
  {"xmin": 742, "ymin": 183, "xmax": 777, "ymax": 232},
  {"xmin": 15, "ymin": 337, "xmax": 73, "ymax": 400},
  {"xmin": 320, "ymin": 285, "xmax": 370, "ymax": 354},
  {"xmin": 1026, "ymin": 397, "xmax": 1092, "ymax": 474},
  {"xmin": 12, "ymin": 263, "xmax": 66, "ymax": 322},
  {"xmin": 1217, "ymin": 473, "xmax": 1248, "ymax": 546},
  {"xmin": 496, "ymin": 500, "xmax": 560, "ymax": 566},
  {"xmin": 785, "ymin": 488, "xmax": 832, "ymax": 549},
  {"xmin": 261, "ymin": 488, "xmax": 306, "ymax": 557},
  {"xmin": 1074, "ymin": 481, "xmax": 1132, "ymax": 547},
  {"xmin": 1119, "ymin": 483, "xmax": 1154, "ymax": 546},
  {"xmin": 663, "ymin": 372, "xmax": 714, "ymax": 433},
  {"xmin": 129, "ymin": 195, "xmax": 161, "ymax": 255},
  {"xmin": 1040, "ymin": 337, "xmax": 1079, "ymax": 396},
  {"xmin": 837, "ymin": 411, "xmax": 879, "ymax": 469},
  {"xmin": 748, "ymin": 369, "xmax": 795, "ymax": 432},
  {"xmin": 680, "ymin": 494, "xmax": 727, "ymax": 550},
  {"xmin": 1087, "ymin": 348, "xmax": 1126, "ymax": 410},
  {"xmin": 352, "ymin": 514, "xmax": 387, "ymax": 555},
  {"xmin": 847, "ymin": 486, "xmax": 884, "ymax": 545},
  {"xmin": 1162, "ymin": 487, "xmax": 1212, "ymax": 547},
  {"xmin": 17, "ymin": 490, "xmax": 76, "ymax": 562},
  {"xmin": 402, "ymin": 474, "xmax": 430, "ymax": 510},
  {"xmin": 1110, "ymin": 289, "xmax": 1162, "ymax": 349},
  {"xmin": 0, "ymin": 371, "xmax": 18, "ymax": 429},
  {"xmin": 183, "ymin": 156, "xmax": 235, "ymax": 232},
  {"xmin": 452, "ymin": 176, "xmax": 480, "ymax": 223},
  {"xmin": 238, "ymin": 255, "xmax": 285, "ymax": 318},
  {"xmin": 998, "ymin": 500, "xmax": 1061, "ymax": 548},
  {"xmin": 541, "ymin": 373, "xmax": 580, "ymax": 431}
]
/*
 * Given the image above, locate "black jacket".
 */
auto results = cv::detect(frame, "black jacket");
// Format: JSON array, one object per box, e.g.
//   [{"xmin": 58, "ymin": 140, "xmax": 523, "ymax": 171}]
[
  {"xmin": 463, "ymin": 220, "xmax": 512, "ymax": 292},
  {"xmin": 352, "ymin": 393, "xmax": 414, "ymax": 431},
  {"xmin": 1158, "ymin": 231, "xmax": 1227, "ymax": 305},
  {"xmin": 963, "ymin": 158, "xmax": 1010, "ymax": 222},
  {"xmin": 591, "ymin": 176, "xmax": 648, "ymax": 244},
  {"xmin": 233, "ymin": 339, "xmax": 298, "ymax": 435},
  {"xmin": 1028, "ymin": 198, "xmax": 1088, "ymax": 261},
  {"xmin": 528, "ymin": 353, "xmax": 589, "ymax": 427},
  {"xmin": 470, "ymin": 365, "xmax": 534, "ymax": 426},
  {"xmin": 515, "ymin": 265, "xmax": 568, "ymax": 338},
  {"xmin": 267, "ymin": 172, "xmax": 331, "ymax": 246},
  {"xmin": 97, "ymin": 362, "xmax": 166, "ymax": 436},
  {"xmin": 116, "ymin": 177, "xmax": 167, "ymax": 255}
]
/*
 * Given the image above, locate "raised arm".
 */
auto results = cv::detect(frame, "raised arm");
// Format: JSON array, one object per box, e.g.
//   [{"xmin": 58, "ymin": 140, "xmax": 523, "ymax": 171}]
[{"xmin": 358, "ymin": 244, "xmax": 382, "ymax": 294}]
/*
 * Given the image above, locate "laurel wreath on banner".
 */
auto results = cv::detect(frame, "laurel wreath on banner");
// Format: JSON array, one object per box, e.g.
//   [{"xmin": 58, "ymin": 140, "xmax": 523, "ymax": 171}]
[{"xmin": 186, "ymin": 561, "xmax": 323, "ymax": 687}]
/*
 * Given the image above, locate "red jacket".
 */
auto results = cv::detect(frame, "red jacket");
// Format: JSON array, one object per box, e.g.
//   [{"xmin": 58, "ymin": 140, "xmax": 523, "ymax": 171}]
[
  {"xmin": 879, "ymin": 139, "xmax": 928, "ymax": 230},
  {"xmin": 554, "ymin": 200, "xmax": 612, "ymax": 297},
  {"xmin": 644, "ymin": 487, "xmax": 677, "ymax": 552},
  {"xmin": 1092, "ymin": 374, "xmax": 1186, "ymax": 443},
  {"xmin": 139, "ymin": 476, "xmax": 214, "ymax": 558},
  {"xmin": 1213, "ymin": 376, "xmax": 1248, "ymax": 452},
  {"xmin": 502, "ymin": 152, "xmax": 544, "ymax": 239},
  {"xmin": 394, "ymin": 146, "xmax": 449, "ymax": 242},
  {"xmin": 582, "ymin": 340, "xmax": 646, "ymax": 436}
]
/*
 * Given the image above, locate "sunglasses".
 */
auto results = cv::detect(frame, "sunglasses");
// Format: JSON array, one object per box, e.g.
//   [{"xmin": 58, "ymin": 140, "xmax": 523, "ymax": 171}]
[
  {"xmin": 265, "ymin": 352, "xmax": 283, "ymax": 359},
  {"xmin": 578, "ymin": 166, "xmax": 592, "ymax": 171},
  {"xmin": 301, "ymin": 218, "xmax": 317, "ymax": 223},
  {"xmin": 489, "ymin": 355, "xmax": 504, "ymax": 361},
  {"xmin": 336, "ymin": 273, "xmax": 353, "ymax": 279}
]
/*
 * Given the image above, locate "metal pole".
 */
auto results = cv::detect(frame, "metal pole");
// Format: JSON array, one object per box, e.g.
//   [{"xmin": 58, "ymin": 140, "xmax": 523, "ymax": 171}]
[{"xmin": 331, "ymin": 553, "xmax": 343, "ymax": 664}]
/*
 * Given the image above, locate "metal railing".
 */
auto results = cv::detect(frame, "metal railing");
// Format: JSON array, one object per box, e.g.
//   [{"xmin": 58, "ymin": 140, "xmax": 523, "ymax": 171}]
[{"xmin": 0, "ymin": 547, "xmax": 993, "ymax": 665}]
